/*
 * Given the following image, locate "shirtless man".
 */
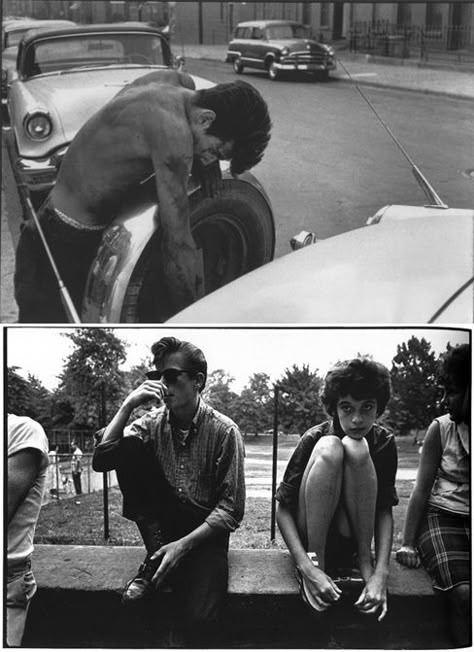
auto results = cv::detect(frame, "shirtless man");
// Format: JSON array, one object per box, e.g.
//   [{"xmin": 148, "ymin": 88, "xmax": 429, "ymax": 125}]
[{"xmin": 14, "ymin": 70, "xmax": 272, "ymax": 322}]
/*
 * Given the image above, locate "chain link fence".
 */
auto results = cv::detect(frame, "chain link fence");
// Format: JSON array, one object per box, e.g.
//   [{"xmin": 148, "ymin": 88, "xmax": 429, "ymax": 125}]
[{"xmin": 44, "ymin": 452, "xmax": 118, "ymax": 504}]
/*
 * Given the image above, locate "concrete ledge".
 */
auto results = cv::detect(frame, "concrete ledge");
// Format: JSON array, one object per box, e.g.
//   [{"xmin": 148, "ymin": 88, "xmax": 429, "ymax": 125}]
[{"xmin": 23, "ymin": 545, "xmax": 453, "ymax": 648}]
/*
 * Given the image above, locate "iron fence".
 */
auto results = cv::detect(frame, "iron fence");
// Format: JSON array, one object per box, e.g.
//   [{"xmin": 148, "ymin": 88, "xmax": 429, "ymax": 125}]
[{"xmin": 349, "ymin": 21, "xmax": 474, "ymax": 64}]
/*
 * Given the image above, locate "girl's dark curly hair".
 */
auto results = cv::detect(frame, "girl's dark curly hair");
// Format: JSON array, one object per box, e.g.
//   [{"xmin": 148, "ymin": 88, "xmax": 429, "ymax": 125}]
[
  {"xmin": 321, "ymin": 357, "xmax": 391, "ymax": 417},
  {"xmin": 151, "ymin": 337, "xmax": 207, "ymax": 390},
  {"xmin": 195, "ymin": 80, "xmax": 272, "ymax": 175},
  {"xmin": 437, "ymin": 343, "xmax": 470, "ymax": 391}
]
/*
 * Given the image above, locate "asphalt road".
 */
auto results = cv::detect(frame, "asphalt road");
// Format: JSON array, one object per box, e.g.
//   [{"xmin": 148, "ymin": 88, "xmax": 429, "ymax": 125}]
[
  {"xmin": 184, "ymin": 58, "xmax": 474, "ymax": 258},
  {"xmin": 2, "ymin": 58, "xmax": 473, "ymax": 321}
]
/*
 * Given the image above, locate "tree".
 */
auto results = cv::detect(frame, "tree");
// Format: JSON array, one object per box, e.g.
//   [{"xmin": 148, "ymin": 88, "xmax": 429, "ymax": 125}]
[
  {"xmin": 233, "ymin": 372, "xmax": 273, "ymax": 435},
  {"xmin": 203, "ymin": 369, "xmax": 238, "ymax": 418},
  {"xmin": 7, "ymin": 367, "xmax": 53, "ymax": 426},
  {"xmin": 56, "ymin": 328, "xmax": 127, "ymax": 428},
  {"xmin": 277, "ymin": 364, "xmax": 326, "ymax": 434},
  {"xmin": 388, "ymin": 336, "xmax": 441, "ymax": 436}
]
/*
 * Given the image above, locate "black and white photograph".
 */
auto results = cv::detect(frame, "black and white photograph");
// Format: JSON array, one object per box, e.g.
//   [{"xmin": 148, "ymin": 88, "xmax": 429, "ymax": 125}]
[
  {"xmin": 1, "ymin": 0, "xmax": 473, "ymax": 323},
  {"xmin": 4, "ymin": 325, "xmax": 472, "ymax": 647}
]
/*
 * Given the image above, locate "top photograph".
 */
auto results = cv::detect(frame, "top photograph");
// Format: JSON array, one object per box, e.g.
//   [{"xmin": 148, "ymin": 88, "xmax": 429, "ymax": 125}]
[{"xmin": 2, "ymin": 0, "xmax": 473, "ymax": 324}]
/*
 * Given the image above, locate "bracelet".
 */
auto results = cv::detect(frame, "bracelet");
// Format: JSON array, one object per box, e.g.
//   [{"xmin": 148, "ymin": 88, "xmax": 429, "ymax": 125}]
[{"xmin": 307, "ymin": 552, "xmax": 319, "ymax": 567}]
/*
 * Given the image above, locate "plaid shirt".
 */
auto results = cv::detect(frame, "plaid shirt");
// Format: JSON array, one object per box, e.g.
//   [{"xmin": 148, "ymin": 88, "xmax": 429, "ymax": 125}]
[{"xmin": 98, "ymin": 399, "xmax": 245, "ymax": 532}]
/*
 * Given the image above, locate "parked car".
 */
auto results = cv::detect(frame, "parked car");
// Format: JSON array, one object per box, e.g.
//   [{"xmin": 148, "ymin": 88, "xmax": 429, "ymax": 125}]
[
  {"xmin": 168, "ymin": 204, "xmax": 473, "ymax": 324},
  {"xmin": 226, "ymin": 19, "xmax": 336, "ymax": 81},
  {"xmin": 2, "ymin": 18, "xmax": 76, "ymax": 116},
  {"xmin": 5, "ymin": 22, "xmax": 276, "ymax": 323}
]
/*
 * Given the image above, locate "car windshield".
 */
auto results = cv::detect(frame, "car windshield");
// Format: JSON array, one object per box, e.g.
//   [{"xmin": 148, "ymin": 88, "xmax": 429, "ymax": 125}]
[
  {"xmin": 22, "ymin": 32, "xmax": 168, "ymax": 77},
  {"xmin": 266, "ymin": 24, "xmax": 310, "ymax": 39}
]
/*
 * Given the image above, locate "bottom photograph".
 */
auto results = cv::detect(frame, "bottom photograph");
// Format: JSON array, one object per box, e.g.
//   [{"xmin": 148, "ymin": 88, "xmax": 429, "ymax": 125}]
[{"xmin": 4, "ymin": 326, "xmax": 471, "ymax": 649}]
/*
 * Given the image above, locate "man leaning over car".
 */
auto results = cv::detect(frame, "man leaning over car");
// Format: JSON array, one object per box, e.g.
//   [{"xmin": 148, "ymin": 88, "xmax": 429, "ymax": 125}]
[{"xmin": 14, "ymin": 69, "xmax": 271, "ymax": 322}]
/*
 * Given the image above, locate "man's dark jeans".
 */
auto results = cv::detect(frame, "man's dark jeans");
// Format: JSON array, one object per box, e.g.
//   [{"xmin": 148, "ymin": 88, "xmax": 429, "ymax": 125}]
[
  {"xmin": 93, "ymin": 437, "xmax": 229, "ymax": 639},
  {"xmin": 14, "ymin": 200, "xmax": 105, "ymax": 323}
]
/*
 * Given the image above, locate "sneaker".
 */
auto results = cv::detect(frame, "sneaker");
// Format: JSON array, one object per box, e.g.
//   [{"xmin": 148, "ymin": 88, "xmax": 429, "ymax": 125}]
[{"xmin": 121, "ymin": 558, "xmax": 158, "ymax": 605}]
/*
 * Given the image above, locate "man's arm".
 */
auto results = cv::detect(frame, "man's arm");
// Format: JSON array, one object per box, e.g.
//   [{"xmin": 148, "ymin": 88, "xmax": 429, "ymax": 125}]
[
  {"xmin": 8, "ymin": 450, "xmax": 41, "ymax": 523},
  {"xmin": 92, "ymin": 379, "xmax": 166, "ymax": 472}
]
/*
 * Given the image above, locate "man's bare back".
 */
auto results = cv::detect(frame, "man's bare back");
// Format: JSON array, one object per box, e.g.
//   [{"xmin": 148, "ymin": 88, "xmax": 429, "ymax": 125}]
[{"xmin": 51, "ymin": 69, "xmax": 196, "ymax": 226}]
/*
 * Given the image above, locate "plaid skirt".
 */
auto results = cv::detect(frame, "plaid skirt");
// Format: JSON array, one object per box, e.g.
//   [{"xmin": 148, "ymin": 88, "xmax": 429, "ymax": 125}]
[{"xmin": 417, "ymin": 506, "xmax": 470, "ymax": 591}]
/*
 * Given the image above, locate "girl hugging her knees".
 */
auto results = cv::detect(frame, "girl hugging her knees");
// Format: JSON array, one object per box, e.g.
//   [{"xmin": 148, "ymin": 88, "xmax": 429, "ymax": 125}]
[{"xmin": 276, "ymin": 357, "xmax": 398, "ymax": 622}]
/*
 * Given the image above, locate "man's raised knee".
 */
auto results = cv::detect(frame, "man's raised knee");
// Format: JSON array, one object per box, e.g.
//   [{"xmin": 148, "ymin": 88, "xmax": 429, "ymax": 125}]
[{"xmin": 312, "ymin": 435, "xmax": 344, "ymax": 467}]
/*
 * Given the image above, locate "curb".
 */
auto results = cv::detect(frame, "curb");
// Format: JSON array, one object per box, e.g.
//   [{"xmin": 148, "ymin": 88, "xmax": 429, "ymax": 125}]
[{"xmin": 332, "ymin": 75, "xmax": 474, "ymax": 101}]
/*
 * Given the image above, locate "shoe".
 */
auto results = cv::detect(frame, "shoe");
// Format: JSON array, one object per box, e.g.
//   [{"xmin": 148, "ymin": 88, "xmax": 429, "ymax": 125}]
[
  {"xmin": 121, "ymin": 558, "xmax": 158, "ymax": 605},
  {"xmin": 295, "ymin": 568, "xmax": 325, "ymax": 613}
]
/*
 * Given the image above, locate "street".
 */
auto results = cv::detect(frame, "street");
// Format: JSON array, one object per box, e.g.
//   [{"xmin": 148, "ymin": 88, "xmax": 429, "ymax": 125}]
[{"xmin": 2, "ymin": 57, "xmax": 474, "ymax": 321}]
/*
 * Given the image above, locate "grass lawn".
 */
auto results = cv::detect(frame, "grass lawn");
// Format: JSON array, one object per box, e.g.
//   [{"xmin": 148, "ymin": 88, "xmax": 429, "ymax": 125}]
[{"xmin": 35, "ymin": 435, "xmax": 420, "ymax": 551}]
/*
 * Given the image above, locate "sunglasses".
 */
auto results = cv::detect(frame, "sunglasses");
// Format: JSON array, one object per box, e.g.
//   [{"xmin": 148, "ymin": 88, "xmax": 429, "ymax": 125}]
[{"xmin": 146, "ymin": 368, "xmax": 194, "ymax": 384}]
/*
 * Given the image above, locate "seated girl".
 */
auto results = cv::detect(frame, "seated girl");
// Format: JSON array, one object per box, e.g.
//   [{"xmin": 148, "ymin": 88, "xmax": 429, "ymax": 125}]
[
  {"xmin": 396, "ymin": 344, "xmax": 470, "ymax": 647},
  {"xmin": 276, "ymin": 357, "xmax": 398, "ymax": 621}
]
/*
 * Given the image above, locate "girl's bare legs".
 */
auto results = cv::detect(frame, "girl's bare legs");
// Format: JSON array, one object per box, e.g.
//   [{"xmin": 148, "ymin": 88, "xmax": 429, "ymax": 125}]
[
  {"xmin": 297, "ymin": 436, "xmax": 344, "ymax": 568},
  {"xmin": 341, "ymin": 436, "xmax": 377, "ymax": 581}
]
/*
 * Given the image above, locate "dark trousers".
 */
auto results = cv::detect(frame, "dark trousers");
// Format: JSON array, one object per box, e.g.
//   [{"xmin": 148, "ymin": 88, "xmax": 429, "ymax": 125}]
[
  {"xmin": 72, "ymin": 472, "xmax": 82, "ymax": 495},
  {"xmin": 96, "ymin": 437, "xmax": 229, "ymax": 635},
  {"xmin": 14, "ymin": 200, "xmax": 105, "ymax": 323}
]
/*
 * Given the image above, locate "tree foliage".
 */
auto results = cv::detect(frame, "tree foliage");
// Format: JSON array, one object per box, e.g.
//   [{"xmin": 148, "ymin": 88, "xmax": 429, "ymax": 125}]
[
  {"xmin": 233, "ymin": 372, "xmax": 273, "ymax": 435},
  {"xmin": 56, "ymin": 328, "xmax": 127, "ymax": 428},
  {"xmin": 278, "ymin": 364, "xmax": 326, "ymax": 434},
  {"xmin": 7, "ymin": 367, "xmax": 53, "ymax": 427},
  {"xmin": 387, "ymin": 336, "xmax": 442, "ymax": 435},
  {"xmin": 203, "ymin": 369, "xmax": 238, "ymax": 418}
]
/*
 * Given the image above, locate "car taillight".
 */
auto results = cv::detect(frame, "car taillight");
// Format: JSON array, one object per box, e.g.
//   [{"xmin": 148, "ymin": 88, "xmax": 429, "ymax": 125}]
[{"xmin": 24, "ymin": 112, "xmax": 52, "ymax": 140}]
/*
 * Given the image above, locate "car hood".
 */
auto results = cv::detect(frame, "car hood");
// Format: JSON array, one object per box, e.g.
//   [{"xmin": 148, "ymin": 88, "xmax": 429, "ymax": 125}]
[
  {"xmin": 169, "ymin": 212, "xmax": 474, "ymax": 324},
  {"xmin": 11, "ymin": 68, "xmax": 214, "ymax": 157}
]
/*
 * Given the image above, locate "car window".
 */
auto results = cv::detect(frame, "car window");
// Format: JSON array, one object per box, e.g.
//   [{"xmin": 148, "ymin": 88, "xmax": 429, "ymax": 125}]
[
  {"xmin": 266, "ymin": 24, "xmax": 309, "ymax": 39},
  {"xmin": 252, "ymin": 27, "xmax": 264, "ymax": 40},
  {"xmin": 236, "ymin": 27, "xmax": 252, "ymax": 39},
  {"xmin": 22, "ymin": 32, "xmax": 168, "ymax": 76}
]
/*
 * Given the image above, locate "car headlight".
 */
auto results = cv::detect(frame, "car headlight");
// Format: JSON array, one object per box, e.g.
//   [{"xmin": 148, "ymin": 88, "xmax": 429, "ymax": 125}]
[
  {"xmin": 24, "ymin": 112, "xmax": 52, "ymax": 140},
  {"xmin": 281, "ymin": 47, "xmax": 289, "ymax": 56}
]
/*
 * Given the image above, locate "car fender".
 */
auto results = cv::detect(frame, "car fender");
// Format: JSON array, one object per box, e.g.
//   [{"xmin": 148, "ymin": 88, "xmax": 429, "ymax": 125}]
[{"xmin": 81, "ymin": 170, "xmax": 273, "ymax": 323}]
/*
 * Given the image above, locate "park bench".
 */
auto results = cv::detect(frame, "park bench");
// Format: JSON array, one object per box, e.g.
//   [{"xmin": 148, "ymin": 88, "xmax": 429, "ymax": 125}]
[{"xmin": 24, "ymin": 545, "xmax": 452, "ymax": 648}]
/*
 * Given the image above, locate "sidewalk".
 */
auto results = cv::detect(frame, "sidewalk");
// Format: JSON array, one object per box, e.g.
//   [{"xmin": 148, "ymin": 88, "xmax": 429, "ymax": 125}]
[{"xmin": 179, "ymin": 43, "xmax": 474, "ymax": 101}]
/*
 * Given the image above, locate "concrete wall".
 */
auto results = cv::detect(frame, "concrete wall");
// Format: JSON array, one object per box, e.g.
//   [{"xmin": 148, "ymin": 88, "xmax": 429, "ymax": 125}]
[{"xmin": 21, "ymin": 545, "xmax": 456, "ymax": 649}]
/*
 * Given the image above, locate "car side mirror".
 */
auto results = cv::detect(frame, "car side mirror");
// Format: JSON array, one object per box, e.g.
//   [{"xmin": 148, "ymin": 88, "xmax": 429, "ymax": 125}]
[{"xmin": 174, "ymin": 54, "xmax": 185, "ymax": 71}]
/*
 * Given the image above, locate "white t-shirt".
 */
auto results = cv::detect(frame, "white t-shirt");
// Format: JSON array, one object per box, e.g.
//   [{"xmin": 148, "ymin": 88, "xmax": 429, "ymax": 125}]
[{"xmin": 8, "ymin": 414, "xmax": 49, "ymax": 564}]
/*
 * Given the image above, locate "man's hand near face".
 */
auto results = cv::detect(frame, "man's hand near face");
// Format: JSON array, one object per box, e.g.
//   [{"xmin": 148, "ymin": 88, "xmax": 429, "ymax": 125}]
[{"xmin": 192, "ymin": 158, "xmax": 223, "ymax": 198}]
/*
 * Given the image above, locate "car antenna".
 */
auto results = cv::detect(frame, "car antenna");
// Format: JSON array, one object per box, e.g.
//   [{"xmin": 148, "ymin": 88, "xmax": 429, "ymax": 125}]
[
  {"xmin": 24, "ymin": 194, "xmax": 81, "ymax": 324},
  {"xmin": 337, "ymin": 58, "xmax": 448, "ymax": 209}
]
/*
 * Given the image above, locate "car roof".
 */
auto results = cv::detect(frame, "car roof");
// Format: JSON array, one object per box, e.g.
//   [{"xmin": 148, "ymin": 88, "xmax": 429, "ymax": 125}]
[
  {"xmin": 21, "ymin": 22, "xmax": 167, "ymax": 45},
  {"xmin": 235, "ymin": 20, "xmax": 303, "ymax": 28},
  {"xmin": 4, "ymin": 18, "xmax": 74, "ymax": 32}
]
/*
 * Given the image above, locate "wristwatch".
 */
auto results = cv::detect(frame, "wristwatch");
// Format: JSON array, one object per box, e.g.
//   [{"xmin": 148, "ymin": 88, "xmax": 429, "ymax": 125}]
[{"xmin": 307, "ymin": 552, "xmax": 319, "ymax": 567}]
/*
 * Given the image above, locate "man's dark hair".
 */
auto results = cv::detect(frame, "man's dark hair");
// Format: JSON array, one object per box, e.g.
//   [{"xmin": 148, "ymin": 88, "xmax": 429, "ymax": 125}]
[
  {"xmin": 321, "ymin": 357, "xmax": 392, "ymax": 417},
  {"xmin": 151, "ymin": 337, "xmax": 208, "ymax": 390},
  {"xmin": 438, "ymin": 343, "xmax": 470, "ymax": 391},
  {"xmin": 195, "ymin": 80, "xmax": 272, "ymax": 175}
]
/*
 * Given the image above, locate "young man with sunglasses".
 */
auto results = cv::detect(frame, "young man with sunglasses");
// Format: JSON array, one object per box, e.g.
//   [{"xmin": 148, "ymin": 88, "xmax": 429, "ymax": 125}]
[{"xmin": 92, "ymin": 336, "xmax": 245, "ymax": 644}]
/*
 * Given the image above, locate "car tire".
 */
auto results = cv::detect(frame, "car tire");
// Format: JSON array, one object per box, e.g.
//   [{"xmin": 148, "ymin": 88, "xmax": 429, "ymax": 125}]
[
  {"xmin": 120, "ymin": 179, "xmax": 275, "ymax": 323},
  {"xmin": 233, "ymin": 57, "xmax": 244, "ymax": 74},
  {"xmin": 267, "ymin": 61, "xmax": 280, "ymax": 81}
]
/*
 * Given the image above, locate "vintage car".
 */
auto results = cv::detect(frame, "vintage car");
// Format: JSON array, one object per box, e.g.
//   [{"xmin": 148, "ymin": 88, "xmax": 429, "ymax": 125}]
[
  {"xmin": 168, "ymin": 205, "xmax": 473, "ymax": 324},
  {"xmin": 5, "ymin": 22, "xmax": 276, "ymax": 323},
  {"xmin": 226, "ymin": 19, "xmax": 336, "ymax": 81},
  {"xmin": 2, "ymin": 18, "xmax": 76, "ymax": 114}
]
